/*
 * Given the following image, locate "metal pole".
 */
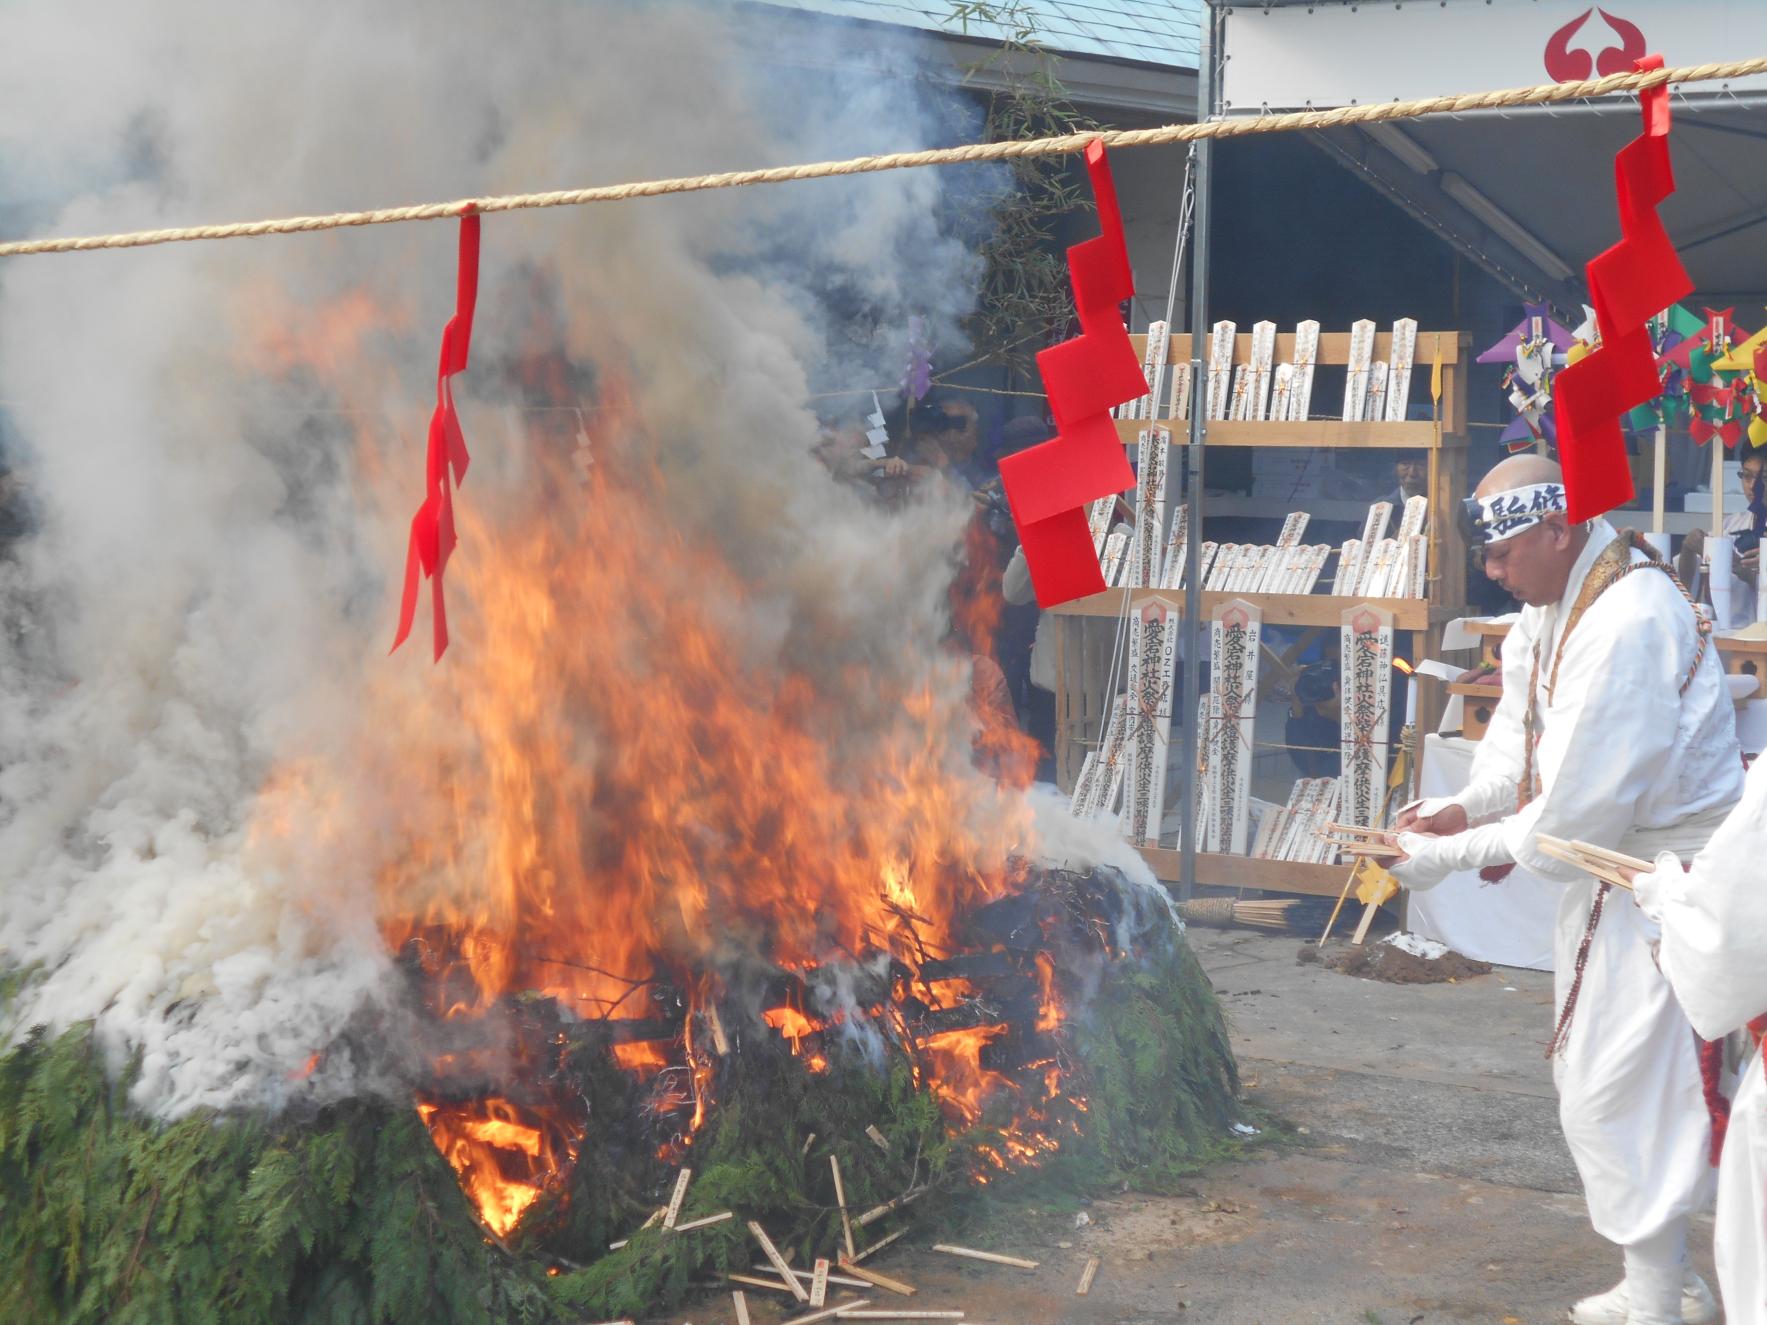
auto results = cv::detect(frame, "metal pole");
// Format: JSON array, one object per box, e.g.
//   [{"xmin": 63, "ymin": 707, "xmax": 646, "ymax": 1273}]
[{"xmin": 1177, "ymin": 1, "xmax": 1217, "ymax": 903}]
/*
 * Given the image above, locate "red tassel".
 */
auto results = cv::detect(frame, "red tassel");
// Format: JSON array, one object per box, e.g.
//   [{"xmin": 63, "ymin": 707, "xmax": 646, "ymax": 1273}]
[
  {"xmin": 392, "ymin": 208, "xmax": 481, "ymax": 660},
  {"xmin": 1698, "ymin": 1033, "xmax": 1731, "ymax": 1167}
]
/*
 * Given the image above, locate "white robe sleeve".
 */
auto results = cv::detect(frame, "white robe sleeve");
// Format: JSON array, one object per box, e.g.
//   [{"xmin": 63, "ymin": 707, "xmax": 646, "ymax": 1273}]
[
  {"xmin": 1446, "ymin": 614, "xmax": 1532, "ymax": 823},
  {"xmin": 1633, "ymin": 756, "xmax": 1767, "ymax": 1041},
  {"xmin": 1497, "ymin": 580, "xmax": 1690, "ymax": 880}
]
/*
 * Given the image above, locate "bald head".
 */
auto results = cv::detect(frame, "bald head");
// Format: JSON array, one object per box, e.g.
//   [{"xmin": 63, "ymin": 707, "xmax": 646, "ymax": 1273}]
[
  {"xmin": 1477, "ymin": 453, "xmax": 1563, "ymax": 499},
  {"xmin": 1473, "ymin": 454, "xmax": 1588, "ymax": 607}
]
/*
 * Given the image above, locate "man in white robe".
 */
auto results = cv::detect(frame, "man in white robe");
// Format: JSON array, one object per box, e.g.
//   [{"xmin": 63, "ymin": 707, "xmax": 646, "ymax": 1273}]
[
  {"xmin": 1380, "ymin": 455, "xmax": 1744, "ymax": 1325},
  {"xmin": 1626, "ymin": 756, "xmax": 1767, "ymax": 1325}
]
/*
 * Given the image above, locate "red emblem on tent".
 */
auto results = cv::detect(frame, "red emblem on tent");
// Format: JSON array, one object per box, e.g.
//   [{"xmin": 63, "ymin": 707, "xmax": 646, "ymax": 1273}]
[{"xmin": 1545, "ymin": 9, "xmax": 1647, "ymax": 82}]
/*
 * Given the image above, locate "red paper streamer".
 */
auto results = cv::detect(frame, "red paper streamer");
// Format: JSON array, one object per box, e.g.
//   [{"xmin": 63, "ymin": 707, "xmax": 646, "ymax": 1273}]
[
  {"xmin": 999, "ymin": 141, "xmax": 1143, "ymax": 607},
  {"xmin": 1555, "ymin": 55, "xmax": 1692, "ymax": 522},
  {"xmin": 392, "ymin": 210, "xmax": 481, "ymax": 661}
]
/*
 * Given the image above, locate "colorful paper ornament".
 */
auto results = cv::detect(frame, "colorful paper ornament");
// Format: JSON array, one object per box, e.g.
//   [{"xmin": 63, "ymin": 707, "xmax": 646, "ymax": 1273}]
[
  {"xmin": 902, "ymin": 315, "xmax": 934, "ymax": 404},
  {"xmin": 1710, "ymin": 313, "xmax": 1767, "ymax": 448},
  {"xmin": 1477, "ymin": 302, "xmax": 1576, "ymax": 452}
]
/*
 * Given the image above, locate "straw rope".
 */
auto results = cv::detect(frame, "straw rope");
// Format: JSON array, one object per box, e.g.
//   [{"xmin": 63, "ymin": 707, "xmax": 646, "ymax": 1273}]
[{"xmin": 1, "ymin": 58, "xmax": 1763, "ymax": 259}]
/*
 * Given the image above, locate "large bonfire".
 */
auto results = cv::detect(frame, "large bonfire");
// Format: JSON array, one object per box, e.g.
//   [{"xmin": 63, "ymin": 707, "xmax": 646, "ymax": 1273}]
[{"xmin": 0, "ymin": 3, "xmax": 1240, "ymax": 1322}]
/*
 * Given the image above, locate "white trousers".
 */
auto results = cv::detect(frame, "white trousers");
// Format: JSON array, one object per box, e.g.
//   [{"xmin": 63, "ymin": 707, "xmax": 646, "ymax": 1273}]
[
  {"xmin": 1717, "ymin": 1047, "xmax": 1766, "ymax": 1325},
  {"xmin": 1553, "ymin": 881, "xmax": 1716, "ymax": 1246}
]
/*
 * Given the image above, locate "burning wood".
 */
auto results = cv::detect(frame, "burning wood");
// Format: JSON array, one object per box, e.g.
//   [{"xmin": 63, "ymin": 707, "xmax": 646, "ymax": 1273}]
[{"xmin": 931, "ymin": 1245, "xmax": 1039, "ymax": 1270}]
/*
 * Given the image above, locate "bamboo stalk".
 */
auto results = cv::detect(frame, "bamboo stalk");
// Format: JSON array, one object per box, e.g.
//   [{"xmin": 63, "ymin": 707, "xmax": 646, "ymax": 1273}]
[
  {"xmin": 931, "ymin": 1245, "xmax": 1039, "ymax": 1270},
  {"xmin": 1076, "ymin": 1257, "xmax": 1100, "ymax": 1296},
  {"xmin": 783, "ymin": 1298, "xmax": 870, "ymax": 1325},
  {"xmin": 749, "ymin": 1222, "xmax": 810, "ymax": 1302},
  {"xmin": 837, "ymin": 1259, "xmax": 917, "ymax": 1297},
  {"xmin": 831, "ymin": 1155, "xmax": 857, "ymax": 1260}
]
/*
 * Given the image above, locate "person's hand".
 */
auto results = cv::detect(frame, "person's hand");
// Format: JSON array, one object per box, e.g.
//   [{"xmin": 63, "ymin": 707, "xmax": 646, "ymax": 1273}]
[
  {"xmin": 878, "ymin": 456, "xmax": 907, "ymax": 477},
  {"xmin": 1616, "ymin": 863, "xmax": 1644, "ymax": 886},
  {"xmin": 1392, "ymin": 801, "xmax": 1468, "ymax": 837},
  {"xmin": 1738, "ymin": 548, "xmax": 1759, "ymax": 585}
]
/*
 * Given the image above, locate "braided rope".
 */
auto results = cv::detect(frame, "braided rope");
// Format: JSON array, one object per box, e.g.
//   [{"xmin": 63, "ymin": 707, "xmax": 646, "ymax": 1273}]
[
  {"xmin": 1546, "ymin": 881, "xmax": 1611, "ymax": 1059},
  {"xmin": 2, "ymin": 58, "xmax": 1764, "ymax": 259}
]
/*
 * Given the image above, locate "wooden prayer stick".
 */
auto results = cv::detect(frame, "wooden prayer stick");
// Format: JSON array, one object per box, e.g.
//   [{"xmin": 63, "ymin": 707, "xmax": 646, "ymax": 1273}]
[
  {"xmin": 831, "ymin": 1155, "xmax": 857, "ymax": 1260},
  {"xmin": 810, "ymin": 1259, "xmax": 830, "ymax": 1308},
  {"xmin": 931, "ymin": 1245, "xmax": 1039, "ymax": 1270},
  {"xmin": 662, "ymin": 1168, "xmax": 692, "ymax": 1229},
  {"xmin": 764, "ymin": 1266, "xmax": 871, "ymax": 1291},
  {"xmin": 729, "ymin": 1273, "xmax": 800, "ymax": 1295},
  {"xmin": 802, "ymin": 1132, "xmax": 818, "ymax": 1157},
  {"xmin": 608, "ymin": 1206, "xmax": 666, "ymax": 1249},
  {"xmin": 837, "ymin": 1259, "xmax": 917, "ymax": 1297},
  {"xmin": 782, "ymin": 1298, "xmax": 870, "ymax": 1325},
  {"xmin": 733, "ymin": 1291, "xmax": 752, "ymax": 1325},
  {"xmin": 749, "ymin": 1222, "xmax": 810, "ymax": 1302},
  {"xmin": 1535, "ymin": 839, "xmax": 1636, "ymax": 891},
  {"xmin": 848, "ymin": 1227, "xmax": 909, "ymax": 1263},
  {"xmin": 1076, "ymin": 1256, "xmax": 1100, "ymax": 1296},
  {"xmin": 834, "ymin": 1314, "xmax": 964, "ymax": 1320},
  {"xmin": 857, "ymin": 1187, "xmax": 927, "ymax": 1227},
  {"xmin": 1322, "ymin": 821, "xmax": 1391, "ymax": 839},
  {"xmin": 673, "ymin": 1210, "xmax": 734, "ymax": 1233},
  {"xmin": 866, "ymin": 1125, "xmax": 891, "ymax": 1152},
  {"xmin": 1568, "ymin": 838, "xmax": 1651, "ymax": 871},
  {"xmin": 1318, "ymin": 866, "xmax": 1360, "ymax": 947}
]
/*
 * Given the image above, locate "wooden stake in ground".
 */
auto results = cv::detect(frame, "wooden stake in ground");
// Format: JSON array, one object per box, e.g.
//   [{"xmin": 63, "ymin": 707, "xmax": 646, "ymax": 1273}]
[
  {"xmin": 749, "ymin": 1222, "xmax": 810, "ymax": 1302},
  {"xmin": 1076, "ymin": 1256, "xmax": 1101, "ymax": 1296},
  {"xmin": 838, "ymin": 1259, "xmax": 917, "ymax": 1297},
  {"xmin": 931, "ymin": 1245, "xmax": 1040, "ymax": 1270},
  {"xmin": 830, "ymin": 1154, "xmax": 857, "ymax": 1260}
]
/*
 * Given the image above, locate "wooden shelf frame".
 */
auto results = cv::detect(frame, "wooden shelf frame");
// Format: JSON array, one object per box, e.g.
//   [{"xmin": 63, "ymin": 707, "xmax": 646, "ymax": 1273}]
[{"xmin": 1051, "ymin": 329, "xmax": 1474, "ymax": 900}]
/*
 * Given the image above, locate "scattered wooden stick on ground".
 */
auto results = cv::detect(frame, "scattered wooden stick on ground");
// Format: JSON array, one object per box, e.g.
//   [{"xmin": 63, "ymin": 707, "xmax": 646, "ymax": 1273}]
[
  {"xmin": 866, "ymin": 1125, "xmax": 891, "ymax": 1152},
  {"xmin": 831, "ymin": 1155, "xmax": 857, "ymax": 1260},
  {"xmin": 931, "ymin": 1244, "xmax": 1039, "ymax": 1270},
  {"xmin": 729, "ymin": 1273, "xmax": 799, "ymax": 1295},
  {"xmin": 759, "ymin": 1265, "xmax": 870, "ymax": 1291},
  {"xmin": 837, "ymin": 1259, "xmax": 916, "ymax": 1297},
  {"xmin": 1076, "ymin": 1256, "xmax": 1100, "ymax": 1296},
  {"xmin": 608, "ymin": 1206, "xmax": 666, "ymax": 1250},
  {"xmin": 802, "ymin": 1132, "xmax": 818, "ymax": 1157},
  {"xmin": 810, "ymin": 1259, "xmax": 830, "ymax": 1308},
  {"xmin": 749, "ymin": 1222, "xmax": 810, "ymax": 1302},
  {"xmin": 834, "ymin": 1313, "xmax": 964, "ymax": 1320},
  {"xmin": 782, "ymin": 1297, "xmax": 870, "ymax": 1325},
  {"xmin": 732, "ymin": 1291, "xmax": 752, "ymax": 1325},
  {"xmin": 662, "ymin": 1168, "xmax": 693, "ymax": 1229}
]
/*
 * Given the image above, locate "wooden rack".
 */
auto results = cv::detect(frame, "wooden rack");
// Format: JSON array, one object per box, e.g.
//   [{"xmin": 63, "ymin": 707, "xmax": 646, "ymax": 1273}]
[{"xmin": 1050, "ymin": 329, "xmax": 1471, "ymax": 900}]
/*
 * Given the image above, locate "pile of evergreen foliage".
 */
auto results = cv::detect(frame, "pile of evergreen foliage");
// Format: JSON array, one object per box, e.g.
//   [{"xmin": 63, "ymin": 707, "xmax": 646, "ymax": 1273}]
[{"xmin": 0, "ymin": 876, "xmax": 1239, "ymax": 1323}]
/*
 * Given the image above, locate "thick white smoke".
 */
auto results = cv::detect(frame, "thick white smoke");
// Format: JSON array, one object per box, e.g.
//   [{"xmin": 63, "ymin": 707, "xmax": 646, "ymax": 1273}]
[{"xmin": 0, "ymin": 0, "xmax": 1144, "ymax": 1118}]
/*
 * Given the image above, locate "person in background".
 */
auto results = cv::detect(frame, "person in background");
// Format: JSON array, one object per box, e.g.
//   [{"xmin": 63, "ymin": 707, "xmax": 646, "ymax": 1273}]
[
  {"xmin": 812, "ymin": 416, "xmax": 907, "ymax": 488},
  {"xmin": 1379, "ymin": 454, "xmax": 1740, "ymax": 1325},
  {"xmin": 1677, "ymin": 446, "xmax": 1763, "ymax": 622},
  {"xmin": 1383, "ymin": 450, "xmax": 1429, "ymax": 513}
]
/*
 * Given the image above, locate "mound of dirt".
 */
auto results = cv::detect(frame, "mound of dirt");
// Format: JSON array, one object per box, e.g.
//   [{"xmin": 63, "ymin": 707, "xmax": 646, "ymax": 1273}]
[{"xmin": 1297, "ymin": 933, "xmax": 1492, "ymax": 985}]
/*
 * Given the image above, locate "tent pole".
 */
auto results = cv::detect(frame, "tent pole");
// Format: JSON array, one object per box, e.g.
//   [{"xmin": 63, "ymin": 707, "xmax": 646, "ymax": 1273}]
[{"xmin": 1178, "ymin": 1, "xmax": 1219, "ymax": 904}]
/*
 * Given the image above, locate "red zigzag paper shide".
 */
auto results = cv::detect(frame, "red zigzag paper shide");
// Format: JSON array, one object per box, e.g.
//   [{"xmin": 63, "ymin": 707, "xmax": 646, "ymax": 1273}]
[
  {"xmin": 999, "ymin": 140, "xmax": 1142, "ymax": 607},
  {"xmin": 392, "ymin": 210, "xmax": 480, "ymax": 661},
  {"xmin": 1554, "ymin": 55, "xmax": 1691, "ymax": 523}
]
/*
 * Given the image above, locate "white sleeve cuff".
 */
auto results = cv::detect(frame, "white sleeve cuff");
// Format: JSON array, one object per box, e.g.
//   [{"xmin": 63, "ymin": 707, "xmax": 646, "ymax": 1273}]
[
  {"xmin": 1630, "ymin": 851, "xmax": 1686, "ymax": 924},
  {"xmin": 1388, "ymin": 824, "xmax": 1514, "ymax": 892}
]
